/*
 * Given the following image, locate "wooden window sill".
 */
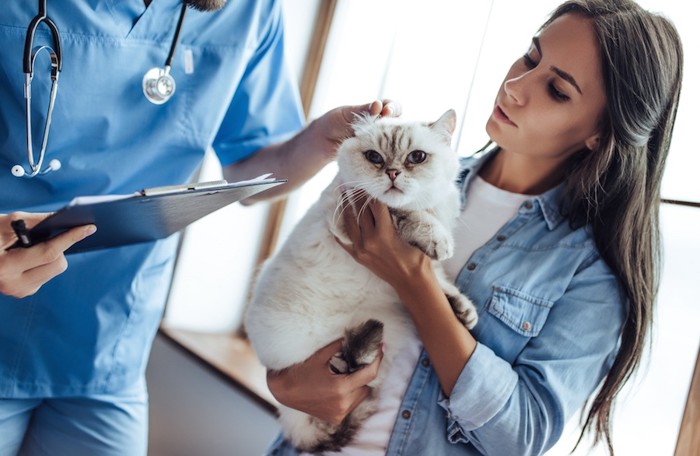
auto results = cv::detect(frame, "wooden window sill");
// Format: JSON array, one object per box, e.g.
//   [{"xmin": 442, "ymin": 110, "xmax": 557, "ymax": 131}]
[{"xmin": 158, "ymin": 325, "xmax": 278, "ymax": 415}]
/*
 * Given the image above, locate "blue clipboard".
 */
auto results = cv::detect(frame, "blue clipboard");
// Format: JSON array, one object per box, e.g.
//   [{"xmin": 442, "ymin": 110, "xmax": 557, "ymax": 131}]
[{"xmin": 14, "ymin": 177, "xmax": 286, "ymax": 254}]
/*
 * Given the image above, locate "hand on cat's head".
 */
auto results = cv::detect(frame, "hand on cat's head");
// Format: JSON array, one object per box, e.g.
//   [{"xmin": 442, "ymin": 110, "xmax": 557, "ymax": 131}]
[
  {"xmin": 367, "ymin": 99, "xmax": 402, "ymax": 119},
  {"xmin": 312, "ymin": 99, "xmax": 403, "ymax": 153}
]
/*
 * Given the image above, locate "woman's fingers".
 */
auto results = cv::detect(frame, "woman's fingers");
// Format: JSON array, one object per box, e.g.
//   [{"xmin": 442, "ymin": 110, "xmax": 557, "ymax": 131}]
[{"xmin": 266, "ymin": 336, "xmax": 384, "ymax": 425}]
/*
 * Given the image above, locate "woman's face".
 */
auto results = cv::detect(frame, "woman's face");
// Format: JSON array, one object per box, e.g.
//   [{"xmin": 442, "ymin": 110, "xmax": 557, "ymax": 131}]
[{"xmin": 486, "ymin": 13, "xmax": 607, "ymax": 161}]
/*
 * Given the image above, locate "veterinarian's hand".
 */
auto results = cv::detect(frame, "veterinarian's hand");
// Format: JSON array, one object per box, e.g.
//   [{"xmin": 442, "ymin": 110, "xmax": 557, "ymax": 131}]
[
  {"xmin": 309, "ymin": 100, "xmax": 403, "ymax": 160},
  {"xmin": 335, "ymin": 192, "xmax": 432, "ymax": 292},
  {"xmin": 0, "ymin": 212, "xmax": 96, "ymax": 298},
  {"xmin": 266, "ymin": 338, "xmax": 383, "ymax": 425}
]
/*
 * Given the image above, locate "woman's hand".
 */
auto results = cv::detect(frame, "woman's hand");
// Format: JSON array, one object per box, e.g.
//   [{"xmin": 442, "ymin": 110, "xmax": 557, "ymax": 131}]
[
  {"xmin": 335, "ymin": 195, "xmax": 477, "ymax": 396},
  {"xmin": 266, "ymin": 338, "xmax": 383, "ymax": 425},
  {"xmin": 335, "ymin": 192, "xmax": 431, "ymax": 291},
  {"xmin": 0, "ymin": 212, "xmax": 96, "ymax": 298}
]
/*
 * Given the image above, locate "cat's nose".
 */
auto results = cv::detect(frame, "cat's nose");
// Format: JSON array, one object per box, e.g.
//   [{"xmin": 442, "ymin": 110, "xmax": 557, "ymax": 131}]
[{"xmin": 386, "ymin": 169, "xmax": 401, "ymax": 181}]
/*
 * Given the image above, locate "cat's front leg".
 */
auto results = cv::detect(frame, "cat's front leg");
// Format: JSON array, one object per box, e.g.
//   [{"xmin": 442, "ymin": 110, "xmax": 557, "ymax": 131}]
[{"xmin": 391, "ymin": 209, "xmax": 454, "ymax": 261}]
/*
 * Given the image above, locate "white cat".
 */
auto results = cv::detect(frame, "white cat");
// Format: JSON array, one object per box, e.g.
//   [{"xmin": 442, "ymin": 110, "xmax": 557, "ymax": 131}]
[{"xmin": 245, "ymin": 109, "xmax": 477, "ymax": 453}]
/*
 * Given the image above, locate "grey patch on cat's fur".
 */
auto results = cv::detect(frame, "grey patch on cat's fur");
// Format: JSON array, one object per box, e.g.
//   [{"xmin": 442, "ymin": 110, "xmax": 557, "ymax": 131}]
[
  {"xmin": 310, "ymin": 320, "xmax": 384, "ymax": 453},
  {"xmin": 307, "ymin": 400, "xmax": 374, "ymax": 453},
  {"xmin": 328, "ymin": 320, "xmax": 384, "ymax": 375}
]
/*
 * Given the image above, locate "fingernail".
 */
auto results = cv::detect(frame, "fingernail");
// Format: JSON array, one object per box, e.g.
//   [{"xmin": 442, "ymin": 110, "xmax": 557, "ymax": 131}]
[
  {"xmin": 85, "ymin": 225, "xmax": 97, "ymax": 236},
  {"xmin": 381, "ymin": 343, "xmax": 385, "ymax": 354}
]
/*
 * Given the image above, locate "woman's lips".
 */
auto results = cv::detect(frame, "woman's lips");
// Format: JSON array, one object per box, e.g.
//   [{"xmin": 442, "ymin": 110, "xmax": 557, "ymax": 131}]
[{"xmin": 493, "ymin": 105, "xmax": 517, "ymax": 126}]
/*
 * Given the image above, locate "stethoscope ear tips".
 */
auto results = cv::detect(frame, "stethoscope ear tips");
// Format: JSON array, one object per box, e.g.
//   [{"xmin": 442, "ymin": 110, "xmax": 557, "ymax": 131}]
[
  {"xmin": 47, "ymin": 159, "xmax": 61, "ymax": 171},
  {"xmin": 11, "ymin": 165, "xmax": 26, "ymax": 177},
  {"xmin": 11, "ymin": 159, "xmax": 61, "ymax": 178}
]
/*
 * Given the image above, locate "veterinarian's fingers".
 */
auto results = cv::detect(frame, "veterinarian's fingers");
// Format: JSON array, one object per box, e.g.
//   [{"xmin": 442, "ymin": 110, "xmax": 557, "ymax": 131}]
[{"xmin": 372, "ymin": 99, "xmax": 402, "ymax": 118}]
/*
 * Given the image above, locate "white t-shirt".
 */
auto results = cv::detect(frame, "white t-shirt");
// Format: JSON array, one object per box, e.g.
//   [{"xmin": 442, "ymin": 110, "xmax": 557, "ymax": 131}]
[
  {"xmin": 320, "ymin": 175, "xmax": 530, "ymax": 455},
  {"xmin": 442, "ymin": 175, "xmax": 531, "ymax": 282}
]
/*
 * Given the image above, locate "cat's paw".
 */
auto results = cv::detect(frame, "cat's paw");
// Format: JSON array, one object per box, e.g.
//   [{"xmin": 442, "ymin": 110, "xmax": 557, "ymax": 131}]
[
  {"xmin": 329, "ymin": 320, "xmax": 384, "ymax": 375},
  {"xmin": 448, "ymin": 292, "xmax": 479, "ymax": 329},
  {"xmin": 413, "ymin": 234, "xmax": 454, "ymax": 261}
]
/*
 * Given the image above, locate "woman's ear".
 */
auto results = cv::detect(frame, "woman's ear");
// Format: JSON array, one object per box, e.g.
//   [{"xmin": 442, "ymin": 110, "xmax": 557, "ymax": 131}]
[{"xmin": 585, "ymin": 134, "xmax": 600, "ymax": 151}]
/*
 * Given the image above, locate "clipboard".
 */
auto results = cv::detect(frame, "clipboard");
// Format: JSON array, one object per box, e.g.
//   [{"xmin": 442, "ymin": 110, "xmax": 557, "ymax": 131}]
[{"xmin": 14, "ymin": 176, "xmax": 286, "ymax": 254}]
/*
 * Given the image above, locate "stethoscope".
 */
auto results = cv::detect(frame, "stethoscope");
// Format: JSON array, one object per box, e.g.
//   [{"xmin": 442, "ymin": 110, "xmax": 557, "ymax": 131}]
[{"xmin": 12, "ymin": 0, "xmax": 188, "ymax": 178}]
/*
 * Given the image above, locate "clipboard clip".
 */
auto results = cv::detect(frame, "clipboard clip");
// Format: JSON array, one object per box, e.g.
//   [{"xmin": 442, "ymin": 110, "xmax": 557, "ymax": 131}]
[{"xmin": 140, "ymin": 180, "xmax": 228, "ymax": 197}]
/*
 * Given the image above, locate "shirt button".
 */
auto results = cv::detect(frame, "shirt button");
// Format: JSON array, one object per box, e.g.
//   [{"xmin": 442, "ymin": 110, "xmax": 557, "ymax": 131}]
[
  {"xmin": 522, "ymin": 321, "xmax": 531, "ymax": 331},
  {"xmin": 421, "ymin": 357, "xmax": 430, "ymax": 367},
  {"xmin": 496, "ymin": 235, "xmax": 506, "ymax": 242},
  {"xmin": 524, "ymin": 201, "xmax": 534, "ymax": 209},
  {"xmin": 401, "ymin": 410, "xmax": 411, "ymax": 419},
  {"xmin": 466, "ymin": 263, "xmax": 477, "ymax": 271}
]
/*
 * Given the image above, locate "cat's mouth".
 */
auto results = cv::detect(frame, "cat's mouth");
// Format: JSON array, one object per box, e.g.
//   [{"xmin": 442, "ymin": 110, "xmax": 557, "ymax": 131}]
[{"xmin": 385, "ymin": 185, "xmax": 403, "ymax": 194}]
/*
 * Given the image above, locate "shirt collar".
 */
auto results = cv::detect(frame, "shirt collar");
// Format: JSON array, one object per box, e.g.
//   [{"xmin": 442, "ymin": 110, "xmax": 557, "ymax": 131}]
[{"xmin": 457, "ymin": 149, "xmax": 566, "ymax": 231}]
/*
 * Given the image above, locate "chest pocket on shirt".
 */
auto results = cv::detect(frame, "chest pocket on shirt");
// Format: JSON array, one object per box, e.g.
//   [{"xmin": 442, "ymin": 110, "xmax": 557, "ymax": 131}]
[{"xmin": 487, "ymin": 286, "xmax": 554, "ymax": 337}]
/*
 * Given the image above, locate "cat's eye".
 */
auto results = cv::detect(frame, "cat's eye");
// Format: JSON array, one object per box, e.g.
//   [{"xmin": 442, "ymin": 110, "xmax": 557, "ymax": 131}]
[
  {"xmin": 407, "ymin": 150, "xmax": 427, "ymax": 164},
  {"xmin": 364, "ymin": 150, "xmax": 384, "ymax": 165}
]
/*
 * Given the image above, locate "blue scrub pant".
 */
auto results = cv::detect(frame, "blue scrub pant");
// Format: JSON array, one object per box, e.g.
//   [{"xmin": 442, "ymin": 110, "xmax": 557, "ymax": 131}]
[{"xmin": 0, "ymin": 391, "xmax": 148, "ymax": 456}]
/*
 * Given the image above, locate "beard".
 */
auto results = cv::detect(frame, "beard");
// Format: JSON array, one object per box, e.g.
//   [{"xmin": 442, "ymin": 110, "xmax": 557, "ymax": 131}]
[{"xmin": 183, "ymin": 0, "xmax": 226, "ymax": 12}]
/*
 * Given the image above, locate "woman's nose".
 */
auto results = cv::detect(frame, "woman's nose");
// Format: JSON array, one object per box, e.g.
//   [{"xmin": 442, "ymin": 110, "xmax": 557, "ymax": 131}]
[{"xmin": 503, "ymin": 74, "xmax": 526, "ymax": 105}]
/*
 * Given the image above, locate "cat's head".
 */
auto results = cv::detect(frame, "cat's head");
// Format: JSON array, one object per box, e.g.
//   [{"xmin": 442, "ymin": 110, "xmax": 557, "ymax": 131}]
[{"xmin": 336, "ymin": 109, "xmax": 459, "ymax": 209}]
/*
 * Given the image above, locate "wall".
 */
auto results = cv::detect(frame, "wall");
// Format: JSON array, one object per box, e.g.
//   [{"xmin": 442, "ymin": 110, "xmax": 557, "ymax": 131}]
[{"xmin": 146, "ymin": 335, "xmax": 281, "ymax": 456}]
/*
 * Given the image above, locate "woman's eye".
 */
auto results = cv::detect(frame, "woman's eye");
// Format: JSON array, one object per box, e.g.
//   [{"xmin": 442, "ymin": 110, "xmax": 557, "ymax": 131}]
[
  {"xmin": 523, "ymin": 53, "xmax": 537, "ymax": 69},
  {"xmin": 364, "ymin": 150, "xmax": 384, "ymax": 165},
  {"xmin": 407, "ymin": 150, "xmax": 427, "ymax": 164},
  {"xmin": 548, "ymin": 83, "xmax": 570, "ymax": 102}
]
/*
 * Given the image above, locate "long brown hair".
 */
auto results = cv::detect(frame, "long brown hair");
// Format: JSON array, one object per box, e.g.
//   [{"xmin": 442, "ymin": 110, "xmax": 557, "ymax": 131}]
[{"xmin": 544, "ymin": 1, "xmax": 683, "ymax": 454}]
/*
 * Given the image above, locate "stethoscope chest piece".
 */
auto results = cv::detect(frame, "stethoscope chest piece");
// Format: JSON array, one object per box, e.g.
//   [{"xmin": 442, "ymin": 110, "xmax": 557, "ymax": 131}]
[{"xmin": 142, "ymin": 67, "xmax": 176, "ymax": 105}]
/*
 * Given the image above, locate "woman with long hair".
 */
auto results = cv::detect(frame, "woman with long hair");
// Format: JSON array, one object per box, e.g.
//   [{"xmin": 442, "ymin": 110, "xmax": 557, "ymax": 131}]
[{"xmin": 266, "ymin": 1, "xmax": 684, "ymax": 454}]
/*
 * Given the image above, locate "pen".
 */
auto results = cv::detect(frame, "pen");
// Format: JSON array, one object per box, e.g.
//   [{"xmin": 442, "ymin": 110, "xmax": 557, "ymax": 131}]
[{"xmin": 11, "ymin": 219, "xmax": 33, "ymax": 248}]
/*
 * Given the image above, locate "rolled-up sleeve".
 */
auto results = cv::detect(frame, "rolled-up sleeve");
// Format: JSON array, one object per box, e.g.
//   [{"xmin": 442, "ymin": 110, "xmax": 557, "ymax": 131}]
[
  {"xmin": 439, "ymin": 342, "xmax": 518, "ymax": 434},
  {"xmin": 213, "ymin": 0, "xmax": 305, "ymax": 166}
]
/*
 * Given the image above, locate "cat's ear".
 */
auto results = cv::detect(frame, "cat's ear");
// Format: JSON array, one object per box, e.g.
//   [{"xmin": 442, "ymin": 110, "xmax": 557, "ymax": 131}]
[
  {"xmin": 429, "ymin": 109, "xmax": 457, "ymax": 145},
  {"xmin": 351, "ymin": 112, "xmax": 378, "ymax": 137}
]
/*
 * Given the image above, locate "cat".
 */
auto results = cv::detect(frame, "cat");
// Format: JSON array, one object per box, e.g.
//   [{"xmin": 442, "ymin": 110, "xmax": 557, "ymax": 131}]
[{"xmin": 244, "ymin": 109, "xmax": 478, "ymax": 453}]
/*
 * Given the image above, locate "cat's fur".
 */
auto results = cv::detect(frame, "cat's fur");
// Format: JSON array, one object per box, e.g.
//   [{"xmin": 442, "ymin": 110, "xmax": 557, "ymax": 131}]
[{"xmin": 244, "ymin": 110, "xmax": 478, "ymax": 453}]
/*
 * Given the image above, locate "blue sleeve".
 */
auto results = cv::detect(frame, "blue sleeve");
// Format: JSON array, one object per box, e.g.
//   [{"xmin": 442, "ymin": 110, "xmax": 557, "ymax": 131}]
[
  {"xmin": 438, "ymin": 256, "xmax": 625, "ymax": 455},
  {"xmin": 213, "ymin": 0, "xmax": 305, "ymax": 166}
]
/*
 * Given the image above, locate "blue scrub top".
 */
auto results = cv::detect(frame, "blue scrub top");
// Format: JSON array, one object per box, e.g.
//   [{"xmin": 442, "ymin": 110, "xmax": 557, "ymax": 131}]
[{"xmin": 0, "ymin": 0, "xmax": 304, "ymax": 397}]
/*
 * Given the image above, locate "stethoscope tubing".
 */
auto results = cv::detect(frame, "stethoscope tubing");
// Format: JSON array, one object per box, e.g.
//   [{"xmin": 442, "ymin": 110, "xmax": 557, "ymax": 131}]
[
  {"xmin": 24, "ymin": 0, "xmax": 62, "ymax": 74},
  {"xmin": 15, "ymin": 1, "xmax": 187, "ymax": 177},
  {"xmin": 18, "ymin": 0, "xmax": 62, "ymax": 178}
]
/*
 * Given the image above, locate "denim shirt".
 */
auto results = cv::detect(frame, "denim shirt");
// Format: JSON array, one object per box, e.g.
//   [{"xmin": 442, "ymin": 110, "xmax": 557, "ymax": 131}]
[{"xmin": 267, "ymin": 152, "xmax": 625, "ymax": 456}]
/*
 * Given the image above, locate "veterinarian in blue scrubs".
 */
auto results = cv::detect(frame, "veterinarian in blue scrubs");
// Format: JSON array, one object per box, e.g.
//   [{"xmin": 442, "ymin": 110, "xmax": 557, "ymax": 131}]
[
  {"xmin": 0, "ymin": 1, "xmax": 395, "ymax": 454},
  {"xmin": 265, "ymin": 0, "xmax": 684, "ymax": 455}
]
